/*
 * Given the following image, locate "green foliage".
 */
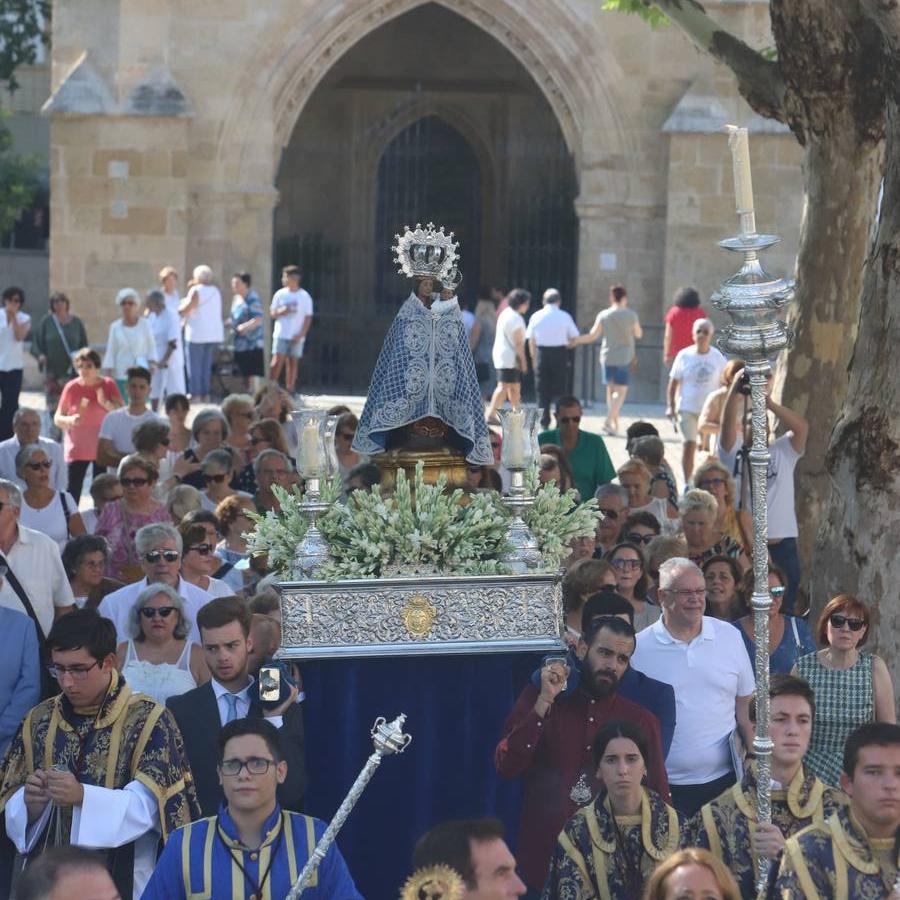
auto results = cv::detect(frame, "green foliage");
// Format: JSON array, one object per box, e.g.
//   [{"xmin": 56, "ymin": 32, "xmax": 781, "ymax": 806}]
[
  {"xmin": 0, "ymin": 110, "xmax": 41, "ymax": 236},
  {"xmin": 601, "ymin": 0, "xmax": 669, "ymax": 28},
  {"xmin": 0, "ymin": 0, "xmax": 50, "ymax": 91}
]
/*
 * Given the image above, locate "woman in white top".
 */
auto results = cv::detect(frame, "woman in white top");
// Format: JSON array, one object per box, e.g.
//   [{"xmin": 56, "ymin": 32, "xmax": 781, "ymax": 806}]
[
  {"xmin": 180, "ymin": 264, "xmax": 224, "ymax": 402},
  {"xmin": 102, "ymin": 287, "xmax": 157, "ymax": 397},
  {"xmin": 617, "ymin": 458, "xmax": 679, "ymax": 534},
  {"xmin": 117, "ymin": 582, "xmax": 209, "ymax": 703},
  {"xmin": 199, "ymin": 448, "xmax": 250, "ymax": 512},
  {"xmin": 178, "ymin": 520, "xmax": 234, "ymax": 598},
  {"xmin": 17, "ymin": 443, "xmax": 85, "ymax": 549},
  {"xmin": 0, "ymin": 287, "xmax": 32, "ymax": 441}
]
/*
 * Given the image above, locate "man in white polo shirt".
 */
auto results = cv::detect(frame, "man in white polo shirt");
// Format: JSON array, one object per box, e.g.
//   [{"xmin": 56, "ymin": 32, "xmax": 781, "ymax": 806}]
[
  {"xmin": 0, "ymin": 407, "xmax": 66, "ymax": 492},
  {"xmin": 526, "ymin": 288, "xmax": 579, "ymax": 429},
  {"xmin": 631, "ymin": 556, "xmax": 754, "ymax": 817},
  {"xmin": 98, "ymin": 522, "xmax": 212, "ymax": 643}
]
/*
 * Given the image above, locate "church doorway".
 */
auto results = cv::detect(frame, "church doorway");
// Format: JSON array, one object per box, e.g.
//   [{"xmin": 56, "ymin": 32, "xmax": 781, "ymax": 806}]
[{"xmin": 274, "ymin": 2, "xmax": 578, "ymax": 392}]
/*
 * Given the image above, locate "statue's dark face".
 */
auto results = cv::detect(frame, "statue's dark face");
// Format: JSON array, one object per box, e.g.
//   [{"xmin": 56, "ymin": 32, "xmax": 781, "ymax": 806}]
[{"xmin": 416, "ymin": 278, "xmax": 435, "ymax": 301}]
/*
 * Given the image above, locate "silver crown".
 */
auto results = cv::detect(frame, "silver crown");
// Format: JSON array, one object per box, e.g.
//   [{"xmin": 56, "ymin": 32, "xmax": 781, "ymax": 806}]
[
  {"xmin": 442, "ymin": 266, "xmax": 463, "ymax": 290},
  {"xmin": 393, "ymin": 222, "xmax": 459, "ymax": 281}
]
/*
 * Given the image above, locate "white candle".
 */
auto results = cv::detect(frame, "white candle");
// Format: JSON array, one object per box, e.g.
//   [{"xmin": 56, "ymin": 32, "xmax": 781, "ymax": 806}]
[
  {"xmin": 726, "ymin": 125, "xmax": 755, "ymax": 218},
  {"xmin": 300, "ymin": 422, "xmax": 320, "ymax": 474},
  {"xmin": 505, "ymin": 410, "xmax": 527, "ymax": 469}
]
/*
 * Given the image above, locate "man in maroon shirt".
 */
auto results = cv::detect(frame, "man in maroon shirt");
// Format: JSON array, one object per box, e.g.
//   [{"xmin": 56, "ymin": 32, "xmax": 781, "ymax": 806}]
[{"xmin": 495, "ymin": 616, "xmax": 669, "ymax": 894}]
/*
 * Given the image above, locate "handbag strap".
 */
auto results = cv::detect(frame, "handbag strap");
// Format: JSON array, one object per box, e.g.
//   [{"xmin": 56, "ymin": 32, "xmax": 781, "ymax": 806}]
[
  {"xmin": 51, "ymin": 314, "xmax": 74, "ymax": 359},
  {"xmin": 0, "ymin": 553, "xmax": 47, "ymax": 644}
]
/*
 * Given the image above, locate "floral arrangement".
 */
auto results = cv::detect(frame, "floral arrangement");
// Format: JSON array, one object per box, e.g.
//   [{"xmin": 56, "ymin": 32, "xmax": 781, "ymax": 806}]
[{"xmin": 245, "ymin": 461, "xmax": 600, "ymax": 580}]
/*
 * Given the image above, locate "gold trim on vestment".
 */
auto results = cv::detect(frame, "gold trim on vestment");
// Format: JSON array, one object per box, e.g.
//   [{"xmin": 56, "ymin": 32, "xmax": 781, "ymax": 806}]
[
  {"xmin": 304, "ymin": 814, "xmax": 319, "ymax": 888},
  {"xmin": 556, "ymin": 831, "xmax": 593, "ymax": 893},
  {"xmin": 733, "ymin": 764, "xmax": 824, "ymax": 821},
  {"xmin": 283, "ymin": 811, "xmax": 299, "ymax": 885},
  {"xmin": 583, "ymin": 809, "xmax": 612, "ymax": 900},
  {"xmin": 829, "ymin": 811, "xmax": 881, "ymax": 875},
  {"xmin": 784, "ymin": 831, "xmax": 825, "ymax": 899}
]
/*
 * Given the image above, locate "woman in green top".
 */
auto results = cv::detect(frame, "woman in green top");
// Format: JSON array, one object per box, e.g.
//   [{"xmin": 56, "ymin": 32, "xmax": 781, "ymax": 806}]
[
  {"xmin": 31, "ymin": 291, "xmax": 89, "ymax": 425},
  {"xmin": 792, "ymin": 593, "xmax": 896, "ymax": 787}
]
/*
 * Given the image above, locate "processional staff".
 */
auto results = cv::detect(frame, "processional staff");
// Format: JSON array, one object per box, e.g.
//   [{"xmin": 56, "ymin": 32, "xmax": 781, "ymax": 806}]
[{"xmin": 714, "ymin": 125, "xmax": 794, "ymax": 893}]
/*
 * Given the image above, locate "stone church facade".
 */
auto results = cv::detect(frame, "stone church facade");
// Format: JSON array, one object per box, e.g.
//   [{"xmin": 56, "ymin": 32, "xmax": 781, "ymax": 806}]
[{"xmin": 42, "ymin": 0, "xmax": 803, "ymax": 399}]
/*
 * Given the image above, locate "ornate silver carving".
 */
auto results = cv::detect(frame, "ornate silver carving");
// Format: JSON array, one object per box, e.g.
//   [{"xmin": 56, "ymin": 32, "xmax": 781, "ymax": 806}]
[
  {"xmin": 393, "ymin": 222, "xmax": 459, "ymax": 281},
  {"xmin": 287, "ymin": 715, "xmax": 412, "ymax": 898},
  {"xmin": 713, "ymin": 221, "xmax": 794, "ymax": 892},
  {"xmin": 291, "ymin": 474, "xmax": 332, "ymax": 579},
  {"xmin": 278, "ymin": 573, "xmax": 563, "ymax": 658}
]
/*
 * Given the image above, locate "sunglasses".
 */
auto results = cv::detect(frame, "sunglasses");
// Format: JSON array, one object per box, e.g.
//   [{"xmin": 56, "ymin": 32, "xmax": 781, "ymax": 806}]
[
  {"xmin": 558, "ymin": 416, "xmax": 581, "ymax": 424},
  {"xmin": 540, "ymin": 461, "xmax": 559, "ymax": 471},
  {"xmin": 598, "ymin": 508, "xmax": 619, "ymax": 521},
  {"xmin": 625, "ymin": 532, "xmax": 655, "ymax": 546},
  {"xmin": 188, "ymin": 543, "xmax": 213, "ymax": 556},
  {"xmin": 829, "ymin": 613, "xmax": 865, "ymax": 632},
  {"xmin": 203, "ymin": 473, "xmax": 228, "ymax": 484},
  {"xmin": 25, "ymin": 461, "xmax": 51, "ymax": 470},
  {"xmin": 121, "ymin": 477, "xmax": 149, "ymax": 488},
  {"xmin": 140, "ymin": 606, "xmax": 176, "ymax": 619},
  {"xmin": 770, "ymin": 586, "xmax": 786, "ymax": 598},
  {"xmin": 143, "ymin": 550, "xmax": 180, "ymax": 563},
  {"xmin": 695, "ymin": 329, "xmax": 711, "ymax": 335},
  {"xmin": 612, "ymin": 558, "xmax": 642, "ymax": 571}
]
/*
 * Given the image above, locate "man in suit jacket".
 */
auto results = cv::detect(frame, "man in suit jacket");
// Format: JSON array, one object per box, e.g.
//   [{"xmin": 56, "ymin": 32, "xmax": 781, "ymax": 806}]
[{"xmin": 167, "ymin": 596, "xmax": 305, "ymax": 817}]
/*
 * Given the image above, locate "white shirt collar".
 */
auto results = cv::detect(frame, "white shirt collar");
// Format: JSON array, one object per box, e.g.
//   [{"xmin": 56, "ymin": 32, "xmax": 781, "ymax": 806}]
[
  {"xmin": 651, "ymin": 614, "xmax": 715, "ymax": 645},
  {"xmin": 212, "ymin": 675, "xmax": 253, "ymax": 702}
]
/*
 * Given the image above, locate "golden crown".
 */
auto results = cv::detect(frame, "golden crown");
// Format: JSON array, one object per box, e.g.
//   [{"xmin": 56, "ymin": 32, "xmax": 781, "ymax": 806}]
[
  {"xmin": 399, "ymin": 864, "xmax": 465, "ymax": 900},
  {"xmin": 393, "ymin": 222, "xmax": 459, "ymax": 281}
]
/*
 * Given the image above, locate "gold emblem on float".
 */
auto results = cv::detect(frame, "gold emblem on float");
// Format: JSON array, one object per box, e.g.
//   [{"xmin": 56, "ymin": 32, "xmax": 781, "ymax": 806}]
[
  {"xmin": 400, "ymin": 864, "xmax": 465, "ymax": 900},
  {"xmin": 401, "ymin": 594, "xmax": 437, "ymax": 639}
]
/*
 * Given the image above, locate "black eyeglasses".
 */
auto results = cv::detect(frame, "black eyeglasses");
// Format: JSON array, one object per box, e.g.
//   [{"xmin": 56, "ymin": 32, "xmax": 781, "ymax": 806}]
[
  {"xmin": 219, "ymin": 756, "xmax": 276, "ymax": 777},
  {"xmin": 696, "ymin": 329, "xmax": 711, "ymax": 336},
  {"xmin": 625, "ymin": 532, "xmax": 655, "ymax": 546},
  {"xmin": 25, "ymin": 461, "xmax": 51, "ymax": 471},
  {"xmin": 140, "ymin": 606, "xmax": 176, "ymax": 619},
  {"xmin": 143, "ymin": 550, "xmax": 180, "ymax": 563},
  {"xmin": 203, "ymin": 473, "xmax": 228, "ymax": 484},
  {"xmin": 187, "ymin": 543, "xmax": 213, "ymax": 556},
  {"xmin": 121, "ymin": 477, "xmax": 150, "ymax": 488},
  {"xmin": 830, "ymin": 613, "xmax": 865, "ymax": 632},
  {"xmin": 598, "ymin": 508, "xmax": 619, "ymax": 521},
  {"xmin": 558, "ymin": 416, "xmax": 581, "ymax": 424},
  {"xmin": 47, "ymin": 661, "xmax": 99, "ymax": 681}
]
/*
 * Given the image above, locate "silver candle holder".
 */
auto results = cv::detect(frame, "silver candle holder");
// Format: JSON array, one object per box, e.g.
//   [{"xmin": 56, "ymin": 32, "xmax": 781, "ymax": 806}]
[
  {"xmin": 712, "ymin": 225, "xmax": 793, "ymax": 891},
  {"xmin": 498, "ymin": 406, "xmax": 544, "ymax": 573},
  {"xmin": 290, "ymin": 407, "xmax": 334, "ymax": 579}
]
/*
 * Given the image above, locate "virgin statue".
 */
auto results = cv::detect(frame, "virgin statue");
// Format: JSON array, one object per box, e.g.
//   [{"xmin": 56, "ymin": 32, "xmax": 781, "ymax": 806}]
[{"xmin": 353, "ymin": 223, "xmax": 493, "ymax": 465}]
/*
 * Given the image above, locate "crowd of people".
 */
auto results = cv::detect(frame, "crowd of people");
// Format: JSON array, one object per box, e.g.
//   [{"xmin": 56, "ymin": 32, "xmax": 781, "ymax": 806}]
[{"xmin": 0, "ymin": 269, "xmax": 894, "ymax": 900}]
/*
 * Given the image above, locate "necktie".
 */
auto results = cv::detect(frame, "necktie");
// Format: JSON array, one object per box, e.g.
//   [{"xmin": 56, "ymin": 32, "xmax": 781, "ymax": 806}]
[{"xmin": 224, "ymin": 692, "xmax": 239, "ymax": 724}]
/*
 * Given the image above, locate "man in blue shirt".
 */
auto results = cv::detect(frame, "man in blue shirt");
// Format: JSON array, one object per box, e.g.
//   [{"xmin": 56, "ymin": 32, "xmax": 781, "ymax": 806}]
[
  {"xmin": 0, "ymin": 605, "xmax": 41, "ymax": 756},
  {"xmin": 143, "ymin": 718, "xmax": 361, "ymax": 899}
]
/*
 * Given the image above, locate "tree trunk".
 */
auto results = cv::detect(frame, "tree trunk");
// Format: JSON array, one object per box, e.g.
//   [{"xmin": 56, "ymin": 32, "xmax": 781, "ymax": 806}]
[
  {"xmin": 774, "ymin": 128, "xmax": 883, "ymax": 596},
  {"xmin": 812, "ymin": 95, "xmax": 900, "ymax": 681}
]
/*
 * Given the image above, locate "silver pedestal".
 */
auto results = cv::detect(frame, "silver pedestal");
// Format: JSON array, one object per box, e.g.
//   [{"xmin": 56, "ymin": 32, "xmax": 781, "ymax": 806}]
[{"xmin": 500, "ymin": 469, "xmax": 543, "ymax": 574}]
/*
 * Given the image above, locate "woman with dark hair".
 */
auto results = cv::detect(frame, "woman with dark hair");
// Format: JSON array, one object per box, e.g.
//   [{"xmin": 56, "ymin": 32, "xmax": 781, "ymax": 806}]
[
  {"xmin": 663, "ymin": 285, "xmax": 706, "ymax": 367},
  {"xmin": 62, "ymin": 534, "xmax": 123, "ymax": 609},
  {"xmin": 733, "ymin": 565, "xmax": 814, "ymax": 669},
  {"xmin": 792, "ymin": 594, "xmax": 896, "ymax": 786},
  {"xmin": 606, "ymin": 541, "xmax": 659, "ymax": 631},
  {"xmin": 702, "ymin": 554, "xmax": 744, "ymax": 622},
  {"xmin": 618, "ymin": 510, "xmax": 662, "ymax": 548},
  {"xmin": 234, "ymin": 416, "xmax": 295, "ymax": 494},
  {"xmin": 334, "ymin": 411, "xmax": 364, "ymax": 476},
  {"xmin": 543, "ymin": 720, "xmax": 680, "ymax": 900},
  {"xmin": 55, "ymin": 347, "xmax": 123, "ymax": 499},
  {"xmin": 31, "ymin": 291, "xmax": 88, "ymax": 432},
  {"xmin": 538, "ymin": 443, "xmax": 576, "ymax": 494}
]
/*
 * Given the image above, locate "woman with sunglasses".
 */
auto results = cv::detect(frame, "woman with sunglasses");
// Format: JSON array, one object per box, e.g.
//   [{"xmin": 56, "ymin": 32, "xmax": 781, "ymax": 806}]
[
  {"xmin": 234, "ymin": 416, "xmax": 295, "ymax": 494},
  {"xmin": 177, "ymin": 521, "xmax": 234, "ymax": 599},
  {"xmin": 117, "ymin": 581, "xmax": 209, "ymax": 703},
  {"xmin": 733, "ymin": 565, "xmax": 814, "ymax": 671},
  {"xmin": 792, "ymin": 594, "xmax": 896, "ymax": 787},
  {"xmin": 133, "ymin": 418, "xmax": 199, "ymax": 499},
  {"xmin": 618, "ymin": 510, "xmax": 661, "ymax": 548},
  {"xmin": 97, "ymin": 455, "xmax": 169, "ymax": 582},
  {"xmin": 16, "ymin": 443, "xmax": 85, "ymax": 549},
  {"xmin": 220, "ymin": 393, "xmax": 255, "ymax": 465},
  {"xmin": 606, "ymin": 541, "xmax": 660, "ymax": 631},
  {"xmin": 199, "ymin": 448, "xmax": 251, "ymax": 512}
]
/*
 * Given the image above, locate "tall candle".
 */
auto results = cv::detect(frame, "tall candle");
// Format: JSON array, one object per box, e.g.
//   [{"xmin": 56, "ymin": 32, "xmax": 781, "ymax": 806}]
[
  {"xmin": 726, "ymin": 125, "xmax": 755, "ymax": 217},
  {"xmin": 505, "ymin": 410, "xmax": 527, "ymax": 468},
  {"xmin": 300, "ymin": 422, "xmax": 320, "ymax": 474}
]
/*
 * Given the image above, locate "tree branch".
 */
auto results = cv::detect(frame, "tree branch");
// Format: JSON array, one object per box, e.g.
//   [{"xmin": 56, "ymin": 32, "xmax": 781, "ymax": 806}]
[
  {"xmin": 860, "ymin": 0, "xmax": 900, "ymax": 52},
  {"xmin": 655, "ymin": 0, "xmax": 787, "ymax": 123}
]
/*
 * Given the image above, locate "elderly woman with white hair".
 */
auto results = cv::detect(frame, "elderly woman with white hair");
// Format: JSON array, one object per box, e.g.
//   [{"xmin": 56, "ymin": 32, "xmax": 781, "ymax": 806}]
[
  {"xmin": 116, "ymin": 581, "xmax": 209, "ymax": 703},
  {"xmin": 679, "ymin": 487, "xmax": 748, "ymax": 571},
  {"xmin": 179, "ymin": 264, "xmax": 224, "ymax": 402},
  {"xmin": 101, "ymin": 287, "xmax": 157, "ymax": 398},
  {"xmin": 691, "ymin": 457, "xmax": 751, "ymax": 554},
  {"xmin": 17, "ymin": 442, "xmax": 85, "ymax": 548}
]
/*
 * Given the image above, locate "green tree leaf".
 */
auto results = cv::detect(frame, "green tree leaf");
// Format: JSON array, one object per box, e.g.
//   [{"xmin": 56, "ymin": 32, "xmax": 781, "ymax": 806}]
[{"xmin": 601, "ymin": 0, "xmax": 669, "ymax": 28}]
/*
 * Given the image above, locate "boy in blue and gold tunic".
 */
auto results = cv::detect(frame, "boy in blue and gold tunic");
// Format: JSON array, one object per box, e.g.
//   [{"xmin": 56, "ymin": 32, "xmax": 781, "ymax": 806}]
[{"xmin": 143, "ymin": 718, "xmax": 362, "ymax": 899}]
